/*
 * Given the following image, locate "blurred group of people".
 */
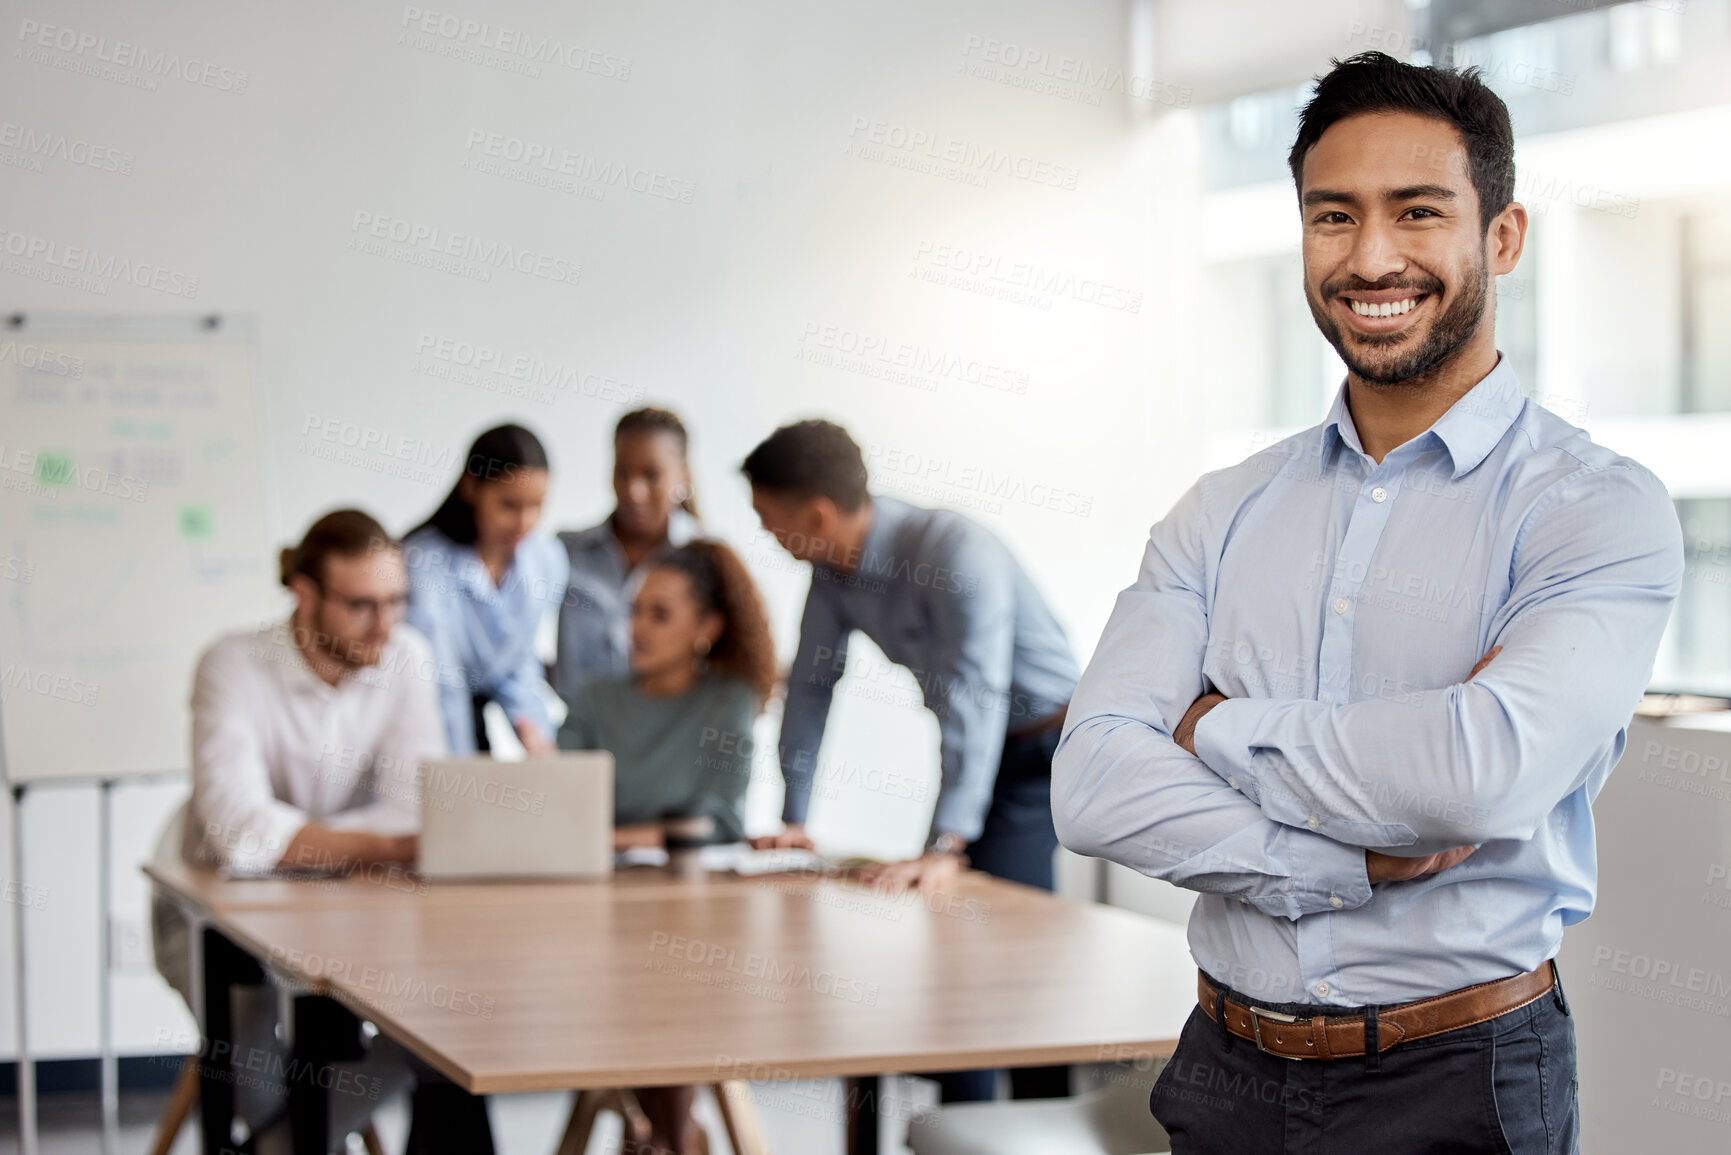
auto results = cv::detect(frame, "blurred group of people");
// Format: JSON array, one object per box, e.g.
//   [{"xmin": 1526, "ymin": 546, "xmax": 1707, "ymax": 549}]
[{"xmin": 166, "ymin": 406, "xmax": 1079, "ymax": 1154}]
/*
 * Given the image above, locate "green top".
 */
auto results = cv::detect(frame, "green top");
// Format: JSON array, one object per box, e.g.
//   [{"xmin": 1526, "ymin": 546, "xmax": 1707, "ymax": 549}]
[{"xmin": 556, "ymin": 674, "xmax": 759, "ymax": 843}]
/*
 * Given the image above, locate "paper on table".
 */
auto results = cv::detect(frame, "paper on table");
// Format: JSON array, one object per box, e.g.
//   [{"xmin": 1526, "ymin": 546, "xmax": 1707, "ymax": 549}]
[{"xmin": 610, "ymin": 843, "xmax": 833, "ymax": 875}]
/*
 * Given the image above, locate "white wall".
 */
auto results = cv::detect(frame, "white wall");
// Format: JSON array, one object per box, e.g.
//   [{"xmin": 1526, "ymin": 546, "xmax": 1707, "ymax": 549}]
[{"xmin": 0, "ymin": 0, "xmax": 1204, "ymax": 1058}]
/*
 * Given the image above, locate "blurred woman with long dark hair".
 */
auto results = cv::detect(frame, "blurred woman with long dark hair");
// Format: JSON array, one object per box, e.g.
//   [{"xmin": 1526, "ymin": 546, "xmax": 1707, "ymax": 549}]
[{"xmin": 404, "ymin": 423, "xmax": 568, "ymax": 755}]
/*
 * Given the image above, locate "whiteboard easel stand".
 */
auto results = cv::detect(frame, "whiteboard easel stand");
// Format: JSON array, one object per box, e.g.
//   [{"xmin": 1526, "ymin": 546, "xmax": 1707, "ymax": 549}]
[
  {"xmin": 98, "ymin": 778, "xmax": 117, "ymax": 1155},
  {"xmin": 8, "ymin": 772, "xmax": 184, "ymax": 1155},
  {"xmin": 11, "ymin": 783, "xmax": 35, "ymax": 1155}
]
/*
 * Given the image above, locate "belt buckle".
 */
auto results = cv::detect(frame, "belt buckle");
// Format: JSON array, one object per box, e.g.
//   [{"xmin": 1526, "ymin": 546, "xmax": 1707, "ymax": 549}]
[{"xmin": 1247, "ymin": 1005, "xmax": 1303, "ymax": 1059}]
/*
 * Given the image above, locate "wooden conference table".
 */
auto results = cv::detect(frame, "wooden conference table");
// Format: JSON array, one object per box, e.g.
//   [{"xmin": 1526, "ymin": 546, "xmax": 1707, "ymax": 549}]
[{"xmin": 146, "ymin": 858, "xmax": 1195, "ymax": 1155}]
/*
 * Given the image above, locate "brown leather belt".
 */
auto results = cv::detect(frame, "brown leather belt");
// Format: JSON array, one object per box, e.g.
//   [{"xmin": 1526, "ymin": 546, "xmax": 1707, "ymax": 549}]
[{"xmin": 1197, "ymin": 963, "xmax": 1556, "ymax": 1060}]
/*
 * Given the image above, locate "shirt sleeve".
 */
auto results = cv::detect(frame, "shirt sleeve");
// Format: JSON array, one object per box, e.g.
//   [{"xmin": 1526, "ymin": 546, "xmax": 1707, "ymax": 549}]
[
  {"xmin": 404, "ymin": 543, "xmax": 479, "ymax": 755},
  {"xmin": 189, "ymin": 642, "xmax": 307, "ymax": 872},
  {"xmin": 921, "ymin": 534, "xmax": 1017, "ymax": 843},
  {"xmin": 1053, "ymin": 478, "xmax": 1374, "ymax": 919},
  {"xmin": 487, "ymin": 539, "xmax": 564, "ymax": 739},
  {"xmin": 777, "ymin": 580, "xmax": 851, "ymax": 826},
  {"xmin": 1192, "ymin": 463, "xmax": 1684, "ymax": 850},
  {"xmin": 490, "ymin": 638, "xmax": 555, "ymax": 737}
]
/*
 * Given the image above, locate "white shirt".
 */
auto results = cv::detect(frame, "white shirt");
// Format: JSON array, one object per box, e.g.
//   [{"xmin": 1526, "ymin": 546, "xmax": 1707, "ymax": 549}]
[{"xmin": 186, "ymin": 619, "xmax": 448, "ymax": 872}]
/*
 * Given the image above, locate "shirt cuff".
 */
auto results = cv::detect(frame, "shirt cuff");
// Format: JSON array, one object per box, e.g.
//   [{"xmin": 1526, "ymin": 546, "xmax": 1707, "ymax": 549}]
[
  {"xmin": 326, "ymin": 804, "xmax": 418, "ymax": 838},
  {"xmin": 202, "ymin": 801, "xmax": 306, "ymax": 874},
  {"xmin": 1194, "ymin": 697, "xmax": 1419, "ymax": 849},
  {"xmin": 1192, "ymin": 696, "xmax": 1279, "ymax": 801},
  {"xmin": 502, "ymin": 694, "xmax": 553, "ymax": 737},
  {"xmin": 930, "ymin": 793, "xmax": 987, "ymax": 844},
  {"xmin": 781, "ymin": 775, "xmax": 814, "ymax": 826},
  {"xmin": 1266, "ymin": 826, "xmax": 1374, "ymax": 918}
]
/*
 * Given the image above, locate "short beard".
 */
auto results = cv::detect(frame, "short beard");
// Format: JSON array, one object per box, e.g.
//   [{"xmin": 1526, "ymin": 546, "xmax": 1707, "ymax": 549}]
[
  {"xmin": 298, "ymin": 604, "xmax": 381, "ymax": 670},
  {"xmin": 1307, "ymin": 257, "xmax": 1489, "ymax": 387}
]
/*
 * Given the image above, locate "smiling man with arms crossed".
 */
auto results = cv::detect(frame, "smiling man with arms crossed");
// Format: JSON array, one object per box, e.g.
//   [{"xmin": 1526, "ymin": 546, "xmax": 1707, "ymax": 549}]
[{"xmin": 1054, "ymin": 53, "xmax": 1682, "ymax": 1153}]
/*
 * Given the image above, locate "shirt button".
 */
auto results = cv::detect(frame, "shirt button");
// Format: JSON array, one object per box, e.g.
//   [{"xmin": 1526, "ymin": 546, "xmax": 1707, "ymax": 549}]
[
  {"xmin": 1370, "ymin": 486, "xmax": 1388, "ymax": 503},
  {"xmin": 1314, "ymin": 981, "xmax": 1331, "ymax": 997},
  {"xmin": 1329, "ymin": 895, "xmax": 1344, "ymax": 909},
  {"xmin": 1333, "ymin": 598, "xmax": 1349, "ymax": 614},
  {"xmin": 1239, "ymin": 895, "xmax": 1250, "ymax": 904},
  {"xmin": 1307, "ymin": 815, "xmax": 1320, "ymax": 830},
  {"xmin": 1228, "ymin": 777, "xmax": 1238, "ymax": 789}
]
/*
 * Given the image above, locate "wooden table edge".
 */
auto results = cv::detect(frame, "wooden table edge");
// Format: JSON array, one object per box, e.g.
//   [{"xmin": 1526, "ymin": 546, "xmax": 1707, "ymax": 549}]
[{"xmin": 456, "ymin": 1036, "xmax": 1188, "ymax": 1095}]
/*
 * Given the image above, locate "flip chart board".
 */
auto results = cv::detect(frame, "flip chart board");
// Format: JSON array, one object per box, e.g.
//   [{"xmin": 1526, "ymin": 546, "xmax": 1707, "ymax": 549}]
[{"xmin": 0, "ymin": 317, "xmax": 273, "ymax": 783}]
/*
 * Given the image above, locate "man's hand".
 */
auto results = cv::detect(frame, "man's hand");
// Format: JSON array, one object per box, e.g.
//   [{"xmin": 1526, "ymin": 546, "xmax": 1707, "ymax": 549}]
[
  {"xmin": 371, "ymin": 833, "xmax": 418, "ymax": 864},
  {"xmin": 855, "ymin": 851, "xmax": 961, "ymax": 894},
  {"xmin": 1174, "ymin": 691, "xmax": 1227, "ymax": 756},
  {"xmin": 751, "ymin": 823, "xmax": 815, "ymax": 851},
  {"xmin": 1365, "ymin": 845, "xmax": 1477, "ymax": 884},
  {"xmin": 613, "ymin": 823, "xmax": 664, "ymax": 851},
  {"xmin": 279, "ymin": 827, "xmax": 417, "ymax": 871}
]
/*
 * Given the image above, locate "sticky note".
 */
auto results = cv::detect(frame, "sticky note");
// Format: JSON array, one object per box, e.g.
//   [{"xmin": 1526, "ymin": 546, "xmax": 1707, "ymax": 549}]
[
  {"xmin": 179, "ymin": 505, "xmax": 213, "ymax": 539},
  {"xmin": 36, "ymin": 453, "xmax": 73, "ymax": 488}
]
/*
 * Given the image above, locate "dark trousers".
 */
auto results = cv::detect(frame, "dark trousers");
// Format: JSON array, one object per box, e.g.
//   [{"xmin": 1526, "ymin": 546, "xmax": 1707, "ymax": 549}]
[
  {"xmin": 931, "ymin": 725, "xmax": 1069, "ymax": 1103},
  {"xmin": 1152, "ymin": 969, "xmax": 1580, "ymax": 1154}
]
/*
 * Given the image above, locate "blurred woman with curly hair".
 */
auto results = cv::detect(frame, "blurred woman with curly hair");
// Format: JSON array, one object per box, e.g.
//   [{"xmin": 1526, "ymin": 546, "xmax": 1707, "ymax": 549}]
[
  {"xmin": 558, "ymin": 537, "xmax": 775, "ymax": 845},
  {"xmin": 556, "ymin": 537, "xmax": 776, "ymax": 1154}
]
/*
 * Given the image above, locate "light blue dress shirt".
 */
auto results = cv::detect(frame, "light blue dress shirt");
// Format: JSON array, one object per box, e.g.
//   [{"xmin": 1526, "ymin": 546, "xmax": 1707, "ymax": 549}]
[
  {"xmin": 402, "ymin": 525, "xmax": 569, "ymax": 754},
  {"xmin": 550, "ymin": 508, "xmax": 701, "ymax": 708},
  {"xmin": 1054, "ymin": 357, "xmax": 1683, "ymax": 1007},
  {"xmin": 780, "ymin": 495, "xmax": 1079, "ymax": 841}
]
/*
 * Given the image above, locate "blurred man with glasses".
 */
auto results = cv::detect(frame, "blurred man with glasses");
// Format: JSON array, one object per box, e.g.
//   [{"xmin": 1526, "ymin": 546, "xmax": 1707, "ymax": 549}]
[{"xmin": 152, "ymin": 508, "xmax": 495, "ymax": 1153}]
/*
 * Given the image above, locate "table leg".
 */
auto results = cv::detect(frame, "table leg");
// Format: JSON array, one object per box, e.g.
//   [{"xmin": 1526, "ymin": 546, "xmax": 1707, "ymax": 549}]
[
  {"xmin": 843, "ymin": 1075, "xmax": 881, "ymax": 1155},
  {"xmin": 288, "ymin": 995, "xmax": 364, "ymax": 1154},
  {"xmin": 199, "ymin": 929, "xmax": 262, "ymax": 1155}
]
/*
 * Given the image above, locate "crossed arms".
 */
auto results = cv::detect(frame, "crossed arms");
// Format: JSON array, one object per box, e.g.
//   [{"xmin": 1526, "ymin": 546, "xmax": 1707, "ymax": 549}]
[{"xmin": 1051, "ymin": 464, "xmax": 1681, "ymax": 916}]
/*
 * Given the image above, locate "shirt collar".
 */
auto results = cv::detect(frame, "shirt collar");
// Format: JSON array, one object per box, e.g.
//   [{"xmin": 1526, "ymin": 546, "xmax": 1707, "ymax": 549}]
[
  {"xmin": 1426, "ymin": 356, "xmax": 1527, "ymax": 478},
  {"xmin": 574, "ymin": 508, "xmax": 703, "ymax": 552},
  {"xmin": 855, "ymin": 494, "xmax": 904, "ymax": 572},
  {"xmin": 1321, "ymin": 355, "xmax": 1526, "ymax": 479},
  {"xmin": 262, "ymin": 619, "xmax": 336, "ymax": 698}
]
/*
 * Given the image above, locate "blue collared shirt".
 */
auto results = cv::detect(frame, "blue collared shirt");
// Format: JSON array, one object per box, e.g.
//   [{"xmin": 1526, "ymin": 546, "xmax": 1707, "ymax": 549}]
[
  {"xmin": 550, "ymin": 509, "xmax": 702, "ymax": 707},
  {"xmin": 779, "ymin": 495, "xmax": 1079, "ymax": 841},
  {"xmin": 1054, "ymin": 357, "xmax": 1683, "ymax": 1006},
  {"xmin": 402, "ymin": 526, "xmax": 569, "ymax": 754}
]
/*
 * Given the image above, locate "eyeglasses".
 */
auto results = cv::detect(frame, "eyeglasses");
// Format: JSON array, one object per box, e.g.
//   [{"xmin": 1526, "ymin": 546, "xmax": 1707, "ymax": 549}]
[{"xmin": 317, "ymin": 586, "xmax": 409, "ymax": 622}]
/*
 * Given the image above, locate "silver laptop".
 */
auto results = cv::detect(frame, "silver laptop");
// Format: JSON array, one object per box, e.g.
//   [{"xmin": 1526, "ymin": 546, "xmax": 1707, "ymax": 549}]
[{"xmin": 418, "ymin": 753, "xmax": 613, "ymax": 880}]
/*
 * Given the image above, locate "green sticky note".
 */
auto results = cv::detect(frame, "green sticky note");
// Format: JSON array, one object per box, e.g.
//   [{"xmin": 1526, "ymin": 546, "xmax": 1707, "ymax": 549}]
[
  {"xmin": 179, "ymin": 505, "xmax": 213, "ymax": 539},
  {"xmin": 36, "ymin": 452, "xmax": 73, "ymax": 488}
]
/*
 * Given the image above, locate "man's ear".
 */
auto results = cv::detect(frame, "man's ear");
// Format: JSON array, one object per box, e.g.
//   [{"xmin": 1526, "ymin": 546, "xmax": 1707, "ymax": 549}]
[
  {"xmin": 806, "ymin": 495, "xmax": 839, "ymax": 539},
  {"xmin": 1487, "ymin": 201, "xmax": 1528, "ymax": 278},
  {"xmin": 286, "ymin": 572, "xmax": 319, "ymax": 616}
]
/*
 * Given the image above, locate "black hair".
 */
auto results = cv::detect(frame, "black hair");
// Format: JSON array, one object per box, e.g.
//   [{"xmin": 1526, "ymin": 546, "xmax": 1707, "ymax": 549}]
[
  {"xmin": 653, "ymin": 540, "xmax": 777, "ymax": 706},
  {"xmin": 739, "ymin": 419, "xmax": 869, "ymax": 514},
  {"xmin": 410, "ymin": 423, "xmax": 550, "ymax": 545},
  {"xmin": 615, "ymin": 406, "xmax": 699, "ymax": 519},
  {"xmin": 1288, "ymin": 51, "xmax": 1515, "ymax": 233}
]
